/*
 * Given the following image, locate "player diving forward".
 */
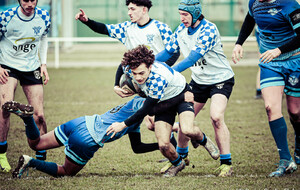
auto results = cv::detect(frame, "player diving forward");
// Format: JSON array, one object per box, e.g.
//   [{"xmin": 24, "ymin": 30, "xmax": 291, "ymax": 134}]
[{"xmin": 5, "ymin": 97, "xmax": 161, "ymax": 178}]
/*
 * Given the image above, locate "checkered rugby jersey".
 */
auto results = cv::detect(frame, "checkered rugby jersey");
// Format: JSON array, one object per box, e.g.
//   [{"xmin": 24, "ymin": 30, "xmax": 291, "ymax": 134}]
[
  {"xmin": 249, "ymin": 0, "xmax": 300, "ymax": 61},
  {"xmin": 166, "ymin": 19, "xmax": 234, "ymax": 85},
  {"xmin": 125, "ymin": 61, "xmax": 186, "ymax": 101},
  {"xmin": 106, "ymin": 19, "xmax": 172, "ymax": 54},
  {"xmin": 0, "ymin": 6, "xmax": 51, "ymax": 71}
]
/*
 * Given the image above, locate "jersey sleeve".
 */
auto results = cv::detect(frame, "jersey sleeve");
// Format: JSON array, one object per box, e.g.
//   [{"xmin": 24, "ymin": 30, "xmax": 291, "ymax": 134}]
[
  {"xmin": 192, "ymin": 22, "xmax": 217, "ymax": 57},
  {"xmin": 154, "ymin": 20, "xmax": 173, "ymax": 46},
  {"xmin": 0, "ymin": 7, "xmax": 17, "ymax": 38},
  {"xmin": 165, "ymin": 24, "xmax": 185, "ymax": 54},
  {"xmin": 105, "ymin": 21, "xmax": 131, "ymax": 44},
  {"xmin": 36, "ymin": 8, "xmax": 51, "ymax": 36},
  {"xmin": 286, "ymin": 2, "xmax": 300, "ymax": 32},
  {"xmin": 147, "ymin": 73, "xmax": 168, "ymax": 100}
]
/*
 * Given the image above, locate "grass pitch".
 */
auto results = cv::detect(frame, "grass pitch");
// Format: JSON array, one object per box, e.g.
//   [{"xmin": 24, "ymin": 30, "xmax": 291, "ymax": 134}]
[{"xmin": 0, "ymin": 66, "xmax": 299, "ymax": 190}]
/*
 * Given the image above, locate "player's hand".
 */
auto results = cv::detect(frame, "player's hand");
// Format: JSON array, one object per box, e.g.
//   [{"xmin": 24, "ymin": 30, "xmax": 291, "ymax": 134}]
[
  {"xmin": 106, "ymin": 122, "xmax": 127, "ymax": 138},
  {"xmin": 260, "ymin": 48, "xmax": 281, "ymax": 63},
  {"xmin": 75, "ymin": 9, "xmax": 88, "ymax": 22},
  {"xmin": 232, "ymin": 44, "xmax": 243, "ymax": 64},
  {"xmin": 0, "ymin": 67, "xmax": 9, "ymax": 84},
  {"xmin": 40, "ymin": 64, "xmax": 49, "ymax": 85},
  {"xmin": 184, "ymin": 91, "xmax": 194, "ymax": 103},
  {"xmin": 114, "ymin": 86, "xmax": 135, "ymax": 98}
]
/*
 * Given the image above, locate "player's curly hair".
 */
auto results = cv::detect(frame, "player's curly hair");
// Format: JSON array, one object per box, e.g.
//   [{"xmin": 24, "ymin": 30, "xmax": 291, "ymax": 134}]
[
  {"xmin": 121, "ymin": 45, "xmax": 155, "ymax": 69},
  {"xmin": 126, "ymin": 0, "xmax": 152, "ymax": 10}
]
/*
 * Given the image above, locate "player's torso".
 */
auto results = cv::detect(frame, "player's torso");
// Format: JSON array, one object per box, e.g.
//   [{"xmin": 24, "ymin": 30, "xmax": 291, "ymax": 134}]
[
  {"xmin": 124, "ymin": 21, "xmax": 165, "ymax": 54},
  {"xmin": 138, "ymin": 62, "xmax": 186, "ymax": 101},
  {"xmin": 0, "ymin": 7, "xmax": 49, "ymax": 71},
  {"xmin": 177, "ymin": 22, "xmax": 234, "ymax": 84},
  {"xmin": 250, "ymin": 0, "xmax": 300, "ymax": 59}
]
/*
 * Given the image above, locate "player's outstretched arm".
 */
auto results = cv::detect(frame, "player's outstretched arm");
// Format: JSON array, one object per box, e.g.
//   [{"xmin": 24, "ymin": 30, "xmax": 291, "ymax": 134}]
[
  {"xmin": 75, "ymin": 8, "xmax": 88, "ymax": 22},
  {"xmin": 128, "ymin": 132, "xmax": 159, "ymax": 153}
]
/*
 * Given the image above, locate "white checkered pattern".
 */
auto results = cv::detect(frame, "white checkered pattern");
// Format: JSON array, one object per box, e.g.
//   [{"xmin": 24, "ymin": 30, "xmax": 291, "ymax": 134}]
[{"xmin": 145, "ymin": 72, "xmax": 168, "ymax": 99}]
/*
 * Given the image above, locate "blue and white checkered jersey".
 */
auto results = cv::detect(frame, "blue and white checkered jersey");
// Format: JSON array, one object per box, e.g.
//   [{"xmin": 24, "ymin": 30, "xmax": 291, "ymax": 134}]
[
  {"xmin": 105, "ymin": 19, "xmax": 173, "ymax": 54},
  {"xmin": 85, "ymin": 96, "xmax": 145, "ymax": 147},
  {"xmin": 249, "ymin": 0, "xmax": 300, "ymax": 60},
  {"xmin": 0, "ymin": 6, "xmax": 51, "ymax": 71},
  {"xmin": 165, "ymin": 19, "xmax": 234, "ymax": 85},
  {"xmin": 125, "ymin": 62, "xmax": 186, "ymax": 101}
]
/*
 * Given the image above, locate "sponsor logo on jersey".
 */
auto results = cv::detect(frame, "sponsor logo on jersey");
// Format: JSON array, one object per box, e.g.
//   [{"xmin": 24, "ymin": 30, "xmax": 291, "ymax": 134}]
[
  {"xmin": 33, "ymin": 26, "xmax": 42, "ymax": 36},
  {"xmin": 146, "ymin": 34, "xmax": 155, "ymax": 44},
  {"xmin": 288, "ymin": 75, "xmax": 299, "ymax": 86},
  {"xmin": 13, "ymin": 37, "xmax": 36, "ymax": 53},
  {"xmin": 33, "ymin": 70, "xmax": 41, "ymax": 80},
  {"xmin": 268, "ymin": 8, "xmax": 282, "ymax": 16}
]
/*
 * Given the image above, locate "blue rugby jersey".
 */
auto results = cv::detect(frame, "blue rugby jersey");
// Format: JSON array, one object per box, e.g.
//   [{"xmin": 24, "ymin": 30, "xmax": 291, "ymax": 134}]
[
  {"xmin": 105, "ymin": 19, "xmax": 173, "ymax": 54},
  {"xmin": 249, "ymin": 0, "xmax": 300, "ymax": 60},
  {"xmin": 0, "ymin": 6, "xmax": 51, "ymax": 71},
  {"xmin": 85, "ymin": 96, "xmax": 145, "ymax": 147}
]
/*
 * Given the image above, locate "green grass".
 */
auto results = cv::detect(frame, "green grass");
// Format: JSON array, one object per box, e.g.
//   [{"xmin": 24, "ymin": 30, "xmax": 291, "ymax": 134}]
[{"xmin": 0, "ymin": 66, "xmax": 299, "ymax": 190}]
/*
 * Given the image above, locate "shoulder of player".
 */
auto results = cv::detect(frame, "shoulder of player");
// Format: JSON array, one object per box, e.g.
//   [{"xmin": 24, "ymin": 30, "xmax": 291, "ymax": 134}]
[
  {"xmin": 0, "ymin": 7, "xmax": 18, "ymax": 22},
  {"xmin": 35, "ymin": 7, "xmax": 50, "ymax": 20},
  {"xmin": 152, "ymin": 19, "xmax": 171, "ymax": 30}
]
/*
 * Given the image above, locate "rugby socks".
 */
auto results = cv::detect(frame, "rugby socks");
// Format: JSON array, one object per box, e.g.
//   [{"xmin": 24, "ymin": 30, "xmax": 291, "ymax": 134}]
[
  {"xmin": 220, "ymin": 153, "xmax": 232, "ymax": 165},
  {"xmin": 197, "ymin": 132, "xmax": 207, "ymax": 146},
  {"xmin": 22, "ymin": 116, "xmax": 40, "ymax": 140},
  {"xmin": 170, "ymin": 132, "xmax": 177, "ymax": 148},
  {"xmin": 176, "ymin": 146, "xmax": 189, "ymax": 159},
  {"xmin": 36, "ymin": 150, "xmax": 47, "ymax": 161},
  {"xmin": 269, "ymin": 117, "xmax": 291, "ymax": 160},
  {"xmin": 170, "ymin": 155, "xmax": 182, "ymax": 166},
  {"xmin": 290, "ymin": 119, "xmax": 300, "ymax": 150},
  {"xmin": 0, "ymin": 141, "xmax": 8, "ymax": 154},
  {"xmin": 29, "ymin": 158, "xmax": 58, "ymax": 177}
]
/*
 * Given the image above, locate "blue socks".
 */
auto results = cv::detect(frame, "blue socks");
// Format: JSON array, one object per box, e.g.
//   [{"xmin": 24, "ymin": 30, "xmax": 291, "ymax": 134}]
[
  {"xmin": 176, "ymin": 146, "xmax": 189, "ymax": 159},
  {"xmin": 22, "ymin": 116, "xmax": 40, "ymax": 140},
  {"xmin": 220, "ymin": 153, "xmax": 232, "ymax": 165},
  {"xmin": 197, "ymin": 133, "xmax": 207, "ymax": 146},
  {"xmin": 29, "ymin": 158, "xmax": 58, "ymax": 177},
  {"xmin": 170, "ymin": 155, "xmax": 182, "ymax": 166},
  {"xmin": 269, "ymin": 117, "xmax": 291, "ymax": 160}
]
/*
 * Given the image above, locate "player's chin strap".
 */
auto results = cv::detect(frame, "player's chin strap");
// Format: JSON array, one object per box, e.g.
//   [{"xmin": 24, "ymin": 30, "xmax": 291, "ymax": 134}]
[{"xmin": 18, "ymin": 0, "xmax": 38, "ymax": 13}]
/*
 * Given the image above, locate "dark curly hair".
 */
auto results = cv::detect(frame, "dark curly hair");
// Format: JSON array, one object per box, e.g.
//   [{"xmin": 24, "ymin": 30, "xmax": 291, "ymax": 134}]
[
  {"xmin": 121, "ymin": 45, "xmax": 155, "ymax": 69},
  {"xmin": 126, "ymin": 0, "xmax": 152, "ymax": 10}
]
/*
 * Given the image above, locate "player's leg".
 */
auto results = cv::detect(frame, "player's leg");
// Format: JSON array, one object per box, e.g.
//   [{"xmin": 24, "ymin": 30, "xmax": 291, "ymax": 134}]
[
  {"xmin": 286, "ymin": 95, "xmax": 300, "ymax": 165},
  {"xmin": 285, "ymin": 70, "xmax": 300, "ymax": 166},
  {"xmin": 154, "ymin": 114, "xmax": 185, "ymax": 177},
  {"xmin": 260, "ymin": 66, "xmax": 296, "ymax": 177},
  {"xmin": 210, "ymin": 94, "xmax": 233, "ymax": 177},
  {"xmin": 22, "ymin": 83, "xmax": 47, "ymax": 160},
  {"xmin": 255, "ymin": 67, "xmax": 262, "ymax": 99},
  {"xmin": 184, "ymin": 102, "xmax": 220, "ymax": 160},
  {"xmin": 13, "ymin": 117, "xmax": 99, "ymax": 178},
  {"xmin": 0, "ymin": 77, "xmax": 18, "ymax": 172}
]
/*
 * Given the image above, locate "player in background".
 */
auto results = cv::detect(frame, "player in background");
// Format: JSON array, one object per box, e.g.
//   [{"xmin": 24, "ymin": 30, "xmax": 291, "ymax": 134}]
[
  {"xmin": 75, "ymin": 0, "xmax": 180, "ymax": 98},
  {"xmin": 107, "ymin": 45, "xmax": 219, "ymax": 177},
  {"xmin": 254, "ymin": 26, "xmax": 262, "ymax": 99},
  {"xmin": 155, "ymin": 0, "xmax": 235, "ymax": 177},
  {"xmin": 0, "ymin": 0, "xmax": 51, "ymax": 173},
  {"xmin": 232, "ymin": 0, "xmax": 300, "ymax": 177}
]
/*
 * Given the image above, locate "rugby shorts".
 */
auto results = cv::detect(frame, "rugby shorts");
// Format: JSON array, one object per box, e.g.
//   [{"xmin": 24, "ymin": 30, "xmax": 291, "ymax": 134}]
[
  {"xmin": 189, "ymin": 77, "xmax": 235, "ymax": 103},
  {"xmin": 154, "ymin": 84, "xmax": 194, "ymax": 125},
  {"xmin": 259, "ymin": 55, "xmax": 300, "ymax": 97},
  {"xmin": 54, "ymin": 116, "xmax": 100, "ymax": 165},
  {"xmin": 0, "ymin": 65, "xmax": 43, "ymax": 85}
]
